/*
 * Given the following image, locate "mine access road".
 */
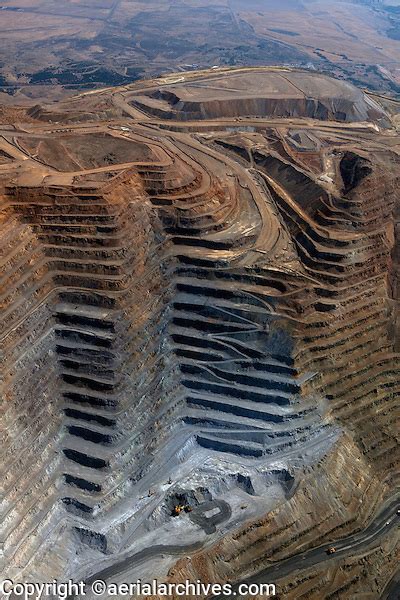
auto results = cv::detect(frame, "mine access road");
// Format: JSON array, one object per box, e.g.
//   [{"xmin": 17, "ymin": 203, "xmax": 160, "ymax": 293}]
[
  {"xmin": 67, "ymin": 494, "xmax": 399, "ymax": 599},
  {"xmin": 212, "ymin": 493, "xmax": 400, "ymax": 599}
]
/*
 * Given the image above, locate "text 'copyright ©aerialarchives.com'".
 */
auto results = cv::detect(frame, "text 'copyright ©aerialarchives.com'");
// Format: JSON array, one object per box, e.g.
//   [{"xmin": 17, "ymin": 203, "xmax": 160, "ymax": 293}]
[{"xmin": 1, "ymin": 579, "xmax": 277, "ymax": 599}]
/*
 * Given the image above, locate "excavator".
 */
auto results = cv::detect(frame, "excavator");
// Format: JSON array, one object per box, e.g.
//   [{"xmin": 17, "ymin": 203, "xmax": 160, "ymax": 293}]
[{"xmin": 172, "ymin": 504, "xmax": 192, "ymax": 516}]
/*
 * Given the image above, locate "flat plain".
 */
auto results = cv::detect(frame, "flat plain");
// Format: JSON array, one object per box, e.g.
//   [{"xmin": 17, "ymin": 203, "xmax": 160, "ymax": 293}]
[{"xmin": 0, "ymin": 0, "xmax": 399, "ymax": 104}]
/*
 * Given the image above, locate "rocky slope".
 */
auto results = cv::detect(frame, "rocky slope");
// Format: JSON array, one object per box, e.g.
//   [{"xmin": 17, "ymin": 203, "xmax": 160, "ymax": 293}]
[{"xmin": 0, "ymin": 68, "xmax": 398, "ymax": 598}]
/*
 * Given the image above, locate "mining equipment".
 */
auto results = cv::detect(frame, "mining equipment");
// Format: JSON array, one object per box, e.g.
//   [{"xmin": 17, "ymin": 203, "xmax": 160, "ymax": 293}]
[
  {"xmin": 172, "ymin": 505, "xmax": 185, "ymax": 516},
  {"xmin": 172, "ymin": 505, "xmax": 192, "ymax": 516}
]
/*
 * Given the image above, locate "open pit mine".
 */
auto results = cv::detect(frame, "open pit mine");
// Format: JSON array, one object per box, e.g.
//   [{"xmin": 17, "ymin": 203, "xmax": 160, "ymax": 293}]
[{"xmin": 0, "ymin": 68, "xmax": 399, "ymax": 599}]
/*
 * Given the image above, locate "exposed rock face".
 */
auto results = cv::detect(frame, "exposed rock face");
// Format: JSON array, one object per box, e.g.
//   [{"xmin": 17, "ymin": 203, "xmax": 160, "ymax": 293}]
[
  {"xmin": 165, "ymin": 435, "xmax": 389, "ymax": 585},
  {"xmin": 1, "ymin": 175, "xmax": 181, "ymax": 579},
  {"xmin": 0, "ymin": 68, "xmax": 398, "ymax": 597},
  {"xmin": 130, "ymin": 71, "xmax": 389, "ymax": 124}
]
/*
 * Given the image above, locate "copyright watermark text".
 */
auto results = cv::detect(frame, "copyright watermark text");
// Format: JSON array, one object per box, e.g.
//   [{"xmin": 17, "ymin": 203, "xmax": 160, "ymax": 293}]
[
  {"xmin": 1, "ymin": 578, "xmax": 277, "ymax": 598},
  {"xmin": 1, "ymin": 580, "xmax": 84, "ymax": 600}
]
